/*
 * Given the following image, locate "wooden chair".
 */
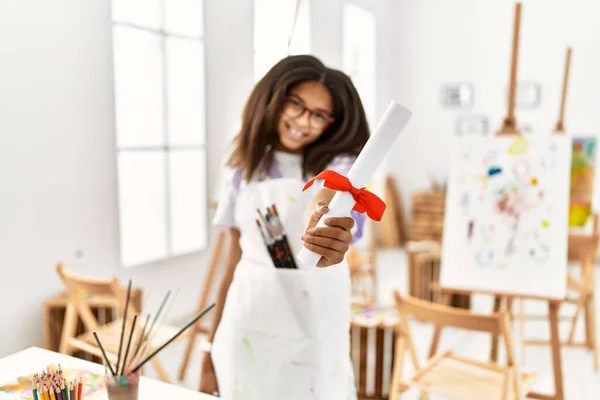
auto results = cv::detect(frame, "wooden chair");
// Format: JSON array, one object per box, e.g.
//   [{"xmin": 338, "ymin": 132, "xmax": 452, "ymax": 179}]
[
  {"xmin": 389, "ymin": 292, "xmax": 537, "ymax": 400},
  {"xmin": 55, "ymin": 263, "xmax": 180, "ymax": 383}
]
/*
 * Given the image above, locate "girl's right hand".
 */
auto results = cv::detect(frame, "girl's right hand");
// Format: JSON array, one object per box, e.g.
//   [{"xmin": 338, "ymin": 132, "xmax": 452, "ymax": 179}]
[{"xmin": 198, "ymin": 353, "xmax": 219, "ymax": 396}]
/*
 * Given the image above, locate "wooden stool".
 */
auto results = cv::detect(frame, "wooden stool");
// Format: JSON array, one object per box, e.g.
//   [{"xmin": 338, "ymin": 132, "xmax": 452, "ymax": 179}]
[{"xmin": 350, "ymin": 303, "xmax": 399, "ymax": 400}]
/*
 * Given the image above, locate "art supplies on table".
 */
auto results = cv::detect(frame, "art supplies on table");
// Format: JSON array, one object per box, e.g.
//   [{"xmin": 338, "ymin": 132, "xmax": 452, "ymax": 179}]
[
  {"xmin": 0, "ymin": 367, "xmax": 104, "ymax": 399},
  {"xmin": 91, "ymin": 278, "xmax": 215, "ymax": 399},
  {"xmin": 256, "ymin": 204, "xmax": 298, "ymax": 269},
  {"xmin": 24, "ymin": 365, "xmax": 84, "ymax": 400}
]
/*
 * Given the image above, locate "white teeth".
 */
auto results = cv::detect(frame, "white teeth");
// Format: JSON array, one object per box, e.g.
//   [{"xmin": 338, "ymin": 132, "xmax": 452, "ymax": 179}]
[{"xmin": 289, "ymin": 128, "xmax": 304, "ymax": 139}]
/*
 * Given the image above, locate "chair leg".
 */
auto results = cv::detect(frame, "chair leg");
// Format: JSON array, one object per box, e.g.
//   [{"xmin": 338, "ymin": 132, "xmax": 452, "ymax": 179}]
[
  {"xmin": 59, "ymin": 303, "xmax": 78, "ymax": 355},
  {"xmin": 389, "ymin": 336, "xmax": 406, "ymax": 400},
  {"xmin": 151, "ymin": 357, "xmax": 172, "ymax": 383}
]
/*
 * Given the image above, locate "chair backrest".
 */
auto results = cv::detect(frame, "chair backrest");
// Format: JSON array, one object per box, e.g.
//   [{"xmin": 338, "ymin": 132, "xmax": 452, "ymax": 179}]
[
  {"xmin": 394, "ymin": 291, "xmax": 503, "ymax": 335},
  {"xmin": 56, "ymin": 263, "xmax": 129, "ymax": 332}
]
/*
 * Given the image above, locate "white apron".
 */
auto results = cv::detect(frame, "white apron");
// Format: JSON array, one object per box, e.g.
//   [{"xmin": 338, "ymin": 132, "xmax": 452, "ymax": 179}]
[{"xmin": 211, "ymin": 178, "xmax": 355, "ymax": 400}]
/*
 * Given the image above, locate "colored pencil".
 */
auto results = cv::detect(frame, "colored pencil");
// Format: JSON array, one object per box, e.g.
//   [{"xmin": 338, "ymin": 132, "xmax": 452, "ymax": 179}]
[
  {"xmin": 69, "ymin": 382, "xmax": 75, "ymax": 400},
  {"xmin": 131, "ymin": 303, "xmax": 215, "ymax": 373},
  {"xmin": 77, "ymin": 378, "xmax": 82, "ymax": 400},
  {"xmin": 116, "ymin": 279, "xmax": 132, "ymax": 376}
]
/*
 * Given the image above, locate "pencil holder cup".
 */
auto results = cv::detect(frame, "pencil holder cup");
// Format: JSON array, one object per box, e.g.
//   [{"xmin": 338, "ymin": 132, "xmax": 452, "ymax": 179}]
[{"xmin": 106, "ymin": 372, "xmax": 140, "ymax": 400}]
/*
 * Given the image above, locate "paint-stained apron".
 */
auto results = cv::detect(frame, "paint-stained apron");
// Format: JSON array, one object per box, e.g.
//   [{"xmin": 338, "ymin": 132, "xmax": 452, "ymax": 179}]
[{"xmin": 211, "ymin": 178, "xmax": 355, "ymax": 399}]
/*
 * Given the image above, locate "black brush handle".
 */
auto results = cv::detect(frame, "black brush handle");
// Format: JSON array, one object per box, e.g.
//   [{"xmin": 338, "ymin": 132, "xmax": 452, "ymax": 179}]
[{"xmin": 281, "ymin": 236, "xmax": 298, "ymax": 269}]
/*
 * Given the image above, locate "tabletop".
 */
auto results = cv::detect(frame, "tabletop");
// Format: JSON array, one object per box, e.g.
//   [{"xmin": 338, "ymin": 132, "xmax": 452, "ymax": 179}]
[{"xmin": 0, "ymin": 347, "xmax": 218, "ymax": 399}]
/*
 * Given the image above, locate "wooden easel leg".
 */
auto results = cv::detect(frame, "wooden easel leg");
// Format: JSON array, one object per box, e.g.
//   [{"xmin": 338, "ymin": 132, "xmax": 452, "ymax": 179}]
[
  {"xmin": 548, "ymin": 301, "xmax": 565, "ymax": 400},
  {"xmin": 490, "ymin": 295, "xmax": 502, "ymax": 363},
  {"xmin": 178, "ymin": 230, "xmax": 227, "ymax": 382},
  {"xmin": 567, "ymin": 299, "xmax": 583, "ymax": 344},
  {"xmin": 519, "ymin": 299, "xmax": 526, "ymax": 363}
]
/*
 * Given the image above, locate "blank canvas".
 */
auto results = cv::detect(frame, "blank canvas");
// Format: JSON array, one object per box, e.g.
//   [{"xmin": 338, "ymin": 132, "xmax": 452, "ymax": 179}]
[{"xmin": 440, "ymin": 135, "xmax": 572, "ymax": 299}]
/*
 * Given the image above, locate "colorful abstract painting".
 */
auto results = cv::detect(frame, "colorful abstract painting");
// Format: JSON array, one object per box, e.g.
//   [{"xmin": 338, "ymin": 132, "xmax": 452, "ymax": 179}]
[
  {"xmin": 0, "ymin": 369, "xmax": 106, "ymax": 399},
  {"xmin": 569, "ymin": 136, "xmax": 597, "ymax": 227},
  {"xmin": 440, "ymin": 136, "xmax": 571, "ymax": 299}
]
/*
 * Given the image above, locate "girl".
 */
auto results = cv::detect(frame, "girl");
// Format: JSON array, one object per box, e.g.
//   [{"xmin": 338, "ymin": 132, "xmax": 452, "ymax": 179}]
[{"xmin": 200, "ymin": 55, "xmax": 370, "ymax": 399}]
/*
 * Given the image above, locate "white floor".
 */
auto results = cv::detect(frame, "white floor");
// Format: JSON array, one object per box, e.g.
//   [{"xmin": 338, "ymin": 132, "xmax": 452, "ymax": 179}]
[{"xmin": 146, "ymin": 248, "xmax": 600, "ymax": 399}]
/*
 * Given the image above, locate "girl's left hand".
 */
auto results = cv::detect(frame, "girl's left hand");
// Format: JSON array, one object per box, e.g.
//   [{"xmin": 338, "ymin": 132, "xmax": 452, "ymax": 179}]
[{"xmin": 301, "ymin": 203, "xmax": 354, "ymax": 267}]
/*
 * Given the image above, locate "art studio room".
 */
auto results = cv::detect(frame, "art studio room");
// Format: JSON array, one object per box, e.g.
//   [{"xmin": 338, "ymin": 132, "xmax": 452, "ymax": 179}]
[{"xmin": 2, "ymin": 0, "xmax": 600, "ymax": 399}]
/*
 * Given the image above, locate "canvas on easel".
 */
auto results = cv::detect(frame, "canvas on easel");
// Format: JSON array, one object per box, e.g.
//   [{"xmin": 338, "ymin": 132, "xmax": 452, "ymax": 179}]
[
  {"xmin": 568, "ymin": 134, "xmax": 598, "ymax": 229},
  {"xmin": 440, "ymin": 135, "xmax": 572, "ymax": 299}
]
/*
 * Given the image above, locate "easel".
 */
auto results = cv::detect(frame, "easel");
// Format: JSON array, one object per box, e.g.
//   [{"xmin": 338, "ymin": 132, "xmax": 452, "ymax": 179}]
[
  {"xmin": 178, "ymin": 227, "xmax": 228, "ymax": 382},
  {"xmin": 439, "ymin": 4, "xmax": 566, "ymax": 399},
  {"xmin": 515, "ymin": 47, "xmax": 599, "ymax": 370}
]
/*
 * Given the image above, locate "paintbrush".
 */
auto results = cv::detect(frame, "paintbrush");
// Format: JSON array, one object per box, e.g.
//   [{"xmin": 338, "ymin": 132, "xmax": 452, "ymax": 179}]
[
  {"xmin": 115, "ymin": 280, "xmax": 132, "ymax": 376},
  {"xmin": 131, "ymin": 303, "xmax": 216, "ymax": 374}
]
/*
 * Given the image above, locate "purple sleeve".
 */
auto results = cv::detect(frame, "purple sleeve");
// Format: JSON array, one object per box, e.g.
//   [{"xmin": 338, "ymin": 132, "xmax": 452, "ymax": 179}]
[
  {"xmin": 326, "ymin": 156, "xmax": 366, "ymax": 242},
  {"xmin": 212, "ymin": 168, "xmax": 243, "ymax": 229}
]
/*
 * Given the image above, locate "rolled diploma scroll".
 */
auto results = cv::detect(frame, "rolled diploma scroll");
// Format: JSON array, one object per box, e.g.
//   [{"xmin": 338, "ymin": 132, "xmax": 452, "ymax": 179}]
[{"xmin": 297, "ymin": 100, "xmax": 413, "ymax": 267}]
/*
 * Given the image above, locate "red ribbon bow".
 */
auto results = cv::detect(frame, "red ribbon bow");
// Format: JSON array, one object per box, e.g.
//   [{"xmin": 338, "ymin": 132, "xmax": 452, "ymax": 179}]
[{"xmin": 302, "ymin": 170, "xmax": 387, "ymax": 221}]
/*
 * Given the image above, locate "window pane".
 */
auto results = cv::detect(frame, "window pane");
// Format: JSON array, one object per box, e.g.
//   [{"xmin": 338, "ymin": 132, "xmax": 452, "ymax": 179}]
[
  {"xmin": 113, "ymin": 26, "xmax": 165, "ymax": 148},
  {"xmin": 288, "ymin": 0, "xmax": 310, "ymax": 55},
  {"xmin": 342, "ymin": 4, "xmax": 376, "ymax": 77},
  {"xmin": 166, "ymin": 38, "xmax": 205, "ymax": 146},
  {"xmin": 164, "ymin": 0, "xmax": 204, "ymax": 38},
  {"xmin": 343, "ymin": 4, "xmax": 376, "ymax": 126},
  {"xmin": 111, "ymin": 0, "xmax": 162, "ymax": 29},
  {"xmin": 118, "ymin": 151, "xmax": 167, "ymax": 266},
  {"xmin": 254, "ymin": 0, "xmax": 310, "ymax": 82},
  {"xmin": 353, "ymin": 76, "xmax": 376, "ymax": 127},
  {"xmin": 168, "ymin": 149, "xmax": 207, "ymax": 254}
]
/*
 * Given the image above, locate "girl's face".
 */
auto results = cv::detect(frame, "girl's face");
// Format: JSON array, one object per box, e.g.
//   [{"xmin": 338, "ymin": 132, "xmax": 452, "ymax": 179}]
[{"xmin": 276, "ymin": 81, "xmax": 334, "ymax": 154}]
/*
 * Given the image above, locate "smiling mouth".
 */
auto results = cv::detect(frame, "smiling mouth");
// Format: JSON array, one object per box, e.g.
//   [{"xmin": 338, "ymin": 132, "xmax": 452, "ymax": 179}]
[{"xmin": 286, "ymin": 123, "xmax": 308, "ymax": 141}]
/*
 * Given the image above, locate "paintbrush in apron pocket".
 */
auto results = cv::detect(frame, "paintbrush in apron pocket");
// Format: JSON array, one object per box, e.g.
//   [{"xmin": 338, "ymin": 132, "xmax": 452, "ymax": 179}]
[
  {"xmin": 257, "ymin": 207, "xmax": 297, "ymax": 269},
  {"xmin": 267, "ymin": 205, "xmax": 298, "ymax": 269},
  {"xmin": 256, "ymin": 218, "xmax": 285, "ymax": 268}
]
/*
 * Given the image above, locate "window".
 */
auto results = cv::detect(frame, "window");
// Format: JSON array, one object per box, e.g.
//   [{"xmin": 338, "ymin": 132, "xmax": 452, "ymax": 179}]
[
  {"xmin": 111, "ymin": 0, "xmax": 207, "ymax": 267},
  {"xmin": 254, "ymin": 0, "xmax": 311, "ymax": 82},
  {"xmin": 342, "ymin": 3, "xmax": 376, "ymax": 126}
]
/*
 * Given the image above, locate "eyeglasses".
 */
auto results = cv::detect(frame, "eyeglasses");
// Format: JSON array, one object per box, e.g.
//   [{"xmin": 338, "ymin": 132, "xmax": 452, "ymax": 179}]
[{"xmin": 282, "ymin": 96, "xmax": 335, "ymax": 130}]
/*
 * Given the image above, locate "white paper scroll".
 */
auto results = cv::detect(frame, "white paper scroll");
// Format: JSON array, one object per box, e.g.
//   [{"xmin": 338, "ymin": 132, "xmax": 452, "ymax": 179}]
[{"xmin": 297, "ymin": 101, "xmax": 413, "ymax": 268}]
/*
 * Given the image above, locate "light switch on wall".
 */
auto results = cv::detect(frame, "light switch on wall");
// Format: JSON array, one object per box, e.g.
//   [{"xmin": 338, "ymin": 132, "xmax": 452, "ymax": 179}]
[{"xmin": 441, "ymin": 83, "xmax": 474, "ymax": 109}]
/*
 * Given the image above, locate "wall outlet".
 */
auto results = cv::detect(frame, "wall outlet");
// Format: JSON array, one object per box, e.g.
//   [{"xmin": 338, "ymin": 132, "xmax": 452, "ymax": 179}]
[{"xmin": 456, "ymin": 114, "xmax": 489, "ymax": 135}]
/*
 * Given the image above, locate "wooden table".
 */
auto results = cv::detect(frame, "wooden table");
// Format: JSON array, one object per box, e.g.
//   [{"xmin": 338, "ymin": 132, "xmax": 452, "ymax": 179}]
[{"xmin": 0, "ymin": 347, "xmax": 218, "ymax": 399}]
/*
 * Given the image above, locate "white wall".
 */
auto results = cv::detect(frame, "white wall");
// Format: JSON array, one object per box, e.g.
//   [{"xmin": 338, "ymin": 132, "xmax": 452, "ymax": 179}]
[
  {"xmin": 0, "ymin": 0, "xmax": 254, "ymax": 357},
  {"xmin": 388, "ymin": 0, "xmax": 600, "ymax": 219}
]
